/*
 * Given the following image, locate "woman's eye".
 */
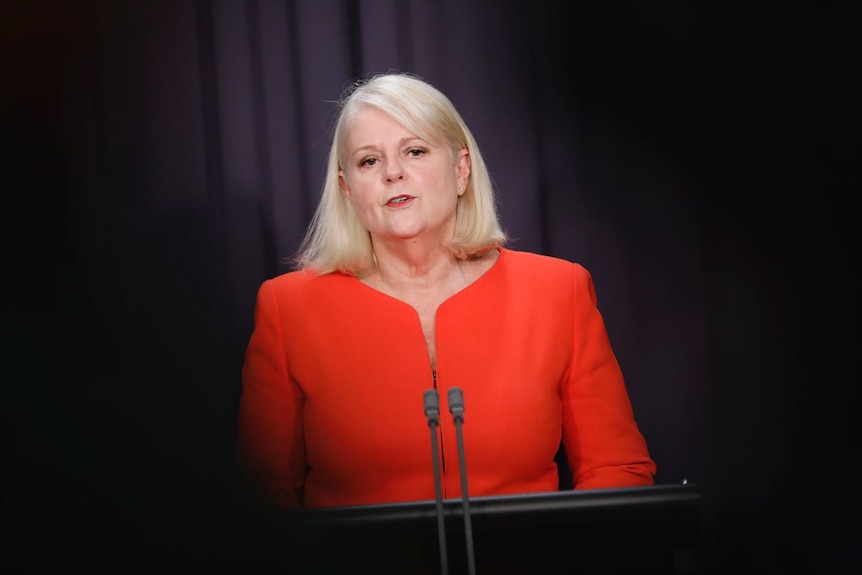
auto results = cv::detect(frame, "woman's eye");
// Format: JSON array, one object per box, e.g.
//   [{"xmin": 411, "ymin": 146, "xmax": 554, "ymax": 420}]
[
  {"xmin": 360, "ymin": 157, "xmax": 378, "ymax": 167},
  {"xmin": 407, "ymin": 148, "xmax": 425, "ymax": 158}
]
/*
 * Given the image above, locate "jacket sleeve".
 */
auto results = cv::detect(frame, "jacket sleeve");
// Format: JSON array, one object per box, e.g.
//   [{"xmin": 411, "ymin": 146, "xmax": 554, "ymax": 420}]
[
  {"xmin": 236, "ymin": 279, "xmax": 306, "ymax": 508},
  {"xmin": 562, "ymin": 264, "xmax": 656, "ymax": 489}
]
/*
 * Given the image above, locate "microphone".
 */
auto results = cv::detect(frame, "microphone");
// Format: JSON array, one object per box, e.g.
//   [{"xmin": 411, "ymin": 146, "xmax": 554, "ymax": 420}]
[
  {"xmin": 423, "ymin": 389, "xmax": 449, "ymax": 575},
  {"xmin": 448, "ymin": 387, "xmax": 476, "ymax": 575}
]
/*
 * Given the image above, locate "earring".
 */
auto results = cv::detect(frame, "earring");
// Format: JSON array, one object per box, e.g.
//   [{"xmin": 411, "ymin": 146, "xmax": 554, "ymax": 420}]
[{"xmin": 457, "ymin": 187, "xmax": 463, "ymax": 193}]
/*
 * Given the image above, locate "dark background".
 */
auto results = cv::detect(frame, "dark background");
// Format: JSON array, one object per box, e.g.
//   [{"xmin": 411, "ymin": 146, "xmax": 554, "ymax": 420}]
[{"xmin": 2, "ymin": 1, "xmax": 858, "ymax": 573}]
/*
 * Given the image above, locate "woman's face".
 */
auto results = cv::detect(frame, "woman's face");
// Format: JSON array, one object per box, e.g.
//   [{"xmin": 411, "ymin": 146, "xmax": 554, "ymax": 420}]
[{"xmin": 339, "ymin": 106, "xmax": 470, "ymax": 246}]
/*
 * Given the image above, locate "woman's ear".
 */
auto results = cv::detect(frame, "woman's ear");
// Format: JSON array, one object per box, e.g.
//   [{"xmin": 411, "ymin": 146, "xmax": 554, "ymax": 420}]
[
  {"xmin": 339, "ymin": 170, "xmax": 353, "ymax": 199},
  {"xmin": 456, "ymin": 148, "xmax": 471, "ymax": 195}
]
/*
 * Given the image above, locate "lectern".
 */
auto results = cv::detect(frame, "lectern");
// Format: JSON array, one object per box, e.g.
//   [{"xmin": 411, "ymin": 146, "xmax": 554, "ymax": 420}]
[{"xmin": 265, "ymin": 483, "xmax": 701, "ymax": 575}]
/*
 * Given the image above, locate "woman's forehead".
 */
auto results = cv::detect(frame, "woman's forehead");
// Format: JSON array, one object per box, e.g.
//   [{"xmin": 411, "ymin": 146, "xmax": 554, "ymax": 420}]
[{"xmin": 344, "ymin": 107, "xmax": 441, "ymax": 148}]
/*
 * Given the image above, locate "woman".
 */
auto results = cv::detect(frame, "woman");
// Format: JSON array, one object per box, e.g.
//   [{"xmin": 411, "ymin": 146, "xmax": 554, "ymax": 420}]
[{"xmin": 236, "ymin": 72, "xmax": 656, "ymax": 510}]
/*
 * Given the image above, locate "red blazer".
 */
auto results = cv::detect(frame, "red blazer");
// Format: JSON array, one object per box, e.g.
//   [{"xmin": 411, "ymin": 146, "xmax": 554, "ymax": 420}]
[{"xmin": 237, "ymin": 248, "xmax": 655, "ymax": 509}]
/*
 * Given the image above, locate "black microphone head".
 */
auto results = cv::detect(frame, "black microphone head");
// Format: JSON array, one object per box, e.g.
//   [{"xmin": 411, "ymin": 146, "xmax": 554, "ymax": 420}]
[
  {"xmin": 424, "ymin": 389, "xmax": 440, "ymax": 422},
  {"xmin": 448, "ymin": 387, "xmax": 465, "ymax": 417}
]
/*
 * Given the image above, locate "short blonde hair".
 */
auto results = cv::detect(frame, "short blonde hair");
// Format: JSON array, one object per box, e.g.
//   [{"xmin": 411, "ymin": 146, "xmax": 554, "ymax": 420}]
[{"xmin": 293, "ymin": 72, "xmax": 507, "ymax": 276}]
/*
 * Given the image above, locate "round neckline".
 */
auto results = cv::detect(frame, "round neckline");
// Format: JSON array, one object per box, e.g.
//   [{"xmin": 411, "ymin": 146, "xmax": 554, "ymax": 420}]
[{"xmin": 350, "ymin": 246, "xmax": 505, "ymax": 307}]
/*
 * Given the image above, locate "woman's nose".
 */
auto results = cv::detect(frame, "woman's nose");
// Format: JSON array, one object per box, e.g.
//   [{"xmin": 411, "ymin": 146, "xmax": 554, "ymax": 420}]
[{"xmin": 383, "ymin": 156, "xmax": 404, "ymax": 182}]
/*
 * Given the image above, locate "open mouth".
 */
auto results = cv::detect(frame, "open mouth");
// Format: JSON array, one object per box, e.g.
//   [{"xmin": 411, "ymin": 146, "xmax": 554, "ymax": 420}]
[{"xmin": 386, "ymin": 195, "xmax": 413, "ymax": 206}]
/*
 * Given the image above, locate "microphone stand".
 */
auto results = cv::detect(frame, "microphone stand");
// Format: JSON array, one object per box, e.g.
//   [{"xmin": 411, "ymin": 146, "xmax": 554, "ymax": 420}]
[
  {"xmin": 424, "ymin": 389, "xmax": 449, "ymax": 575},
  {"xmin": 448, "ymin": 387, "xmax": 476, "ymax": 575}
]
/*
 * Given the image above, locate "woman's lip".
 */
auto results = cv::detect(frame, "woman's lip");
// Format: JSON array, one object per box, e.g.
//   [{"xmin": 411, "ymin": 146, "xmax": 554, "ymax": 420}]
[{"xmin": 386, "ymin": 195, "xmax": 414, "ymax": 206}]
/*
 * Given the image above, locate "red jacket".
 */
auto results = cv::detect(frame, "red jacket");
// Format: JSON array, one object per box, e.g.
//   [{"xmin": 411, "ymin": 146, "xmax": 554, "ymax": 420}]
[{"xmin": 237, "ymin": 248, "xmax": 655, "ymax": 509}]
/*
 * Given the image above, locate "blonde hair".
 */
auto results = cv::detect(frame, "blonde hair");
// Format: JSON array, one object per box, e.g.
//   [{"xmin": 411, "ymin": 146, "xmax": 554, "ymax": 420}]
[{"xmin": 293, "ymin": 72, "xmax": 507, "ymax": 276}]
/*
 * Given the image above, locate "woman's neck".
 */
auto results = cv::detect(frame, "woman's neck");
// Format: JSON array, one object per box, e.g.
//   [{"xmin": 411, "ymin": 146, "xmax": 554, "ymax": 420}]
[{"xmin": 369, "ymin": 244, "xmax": 466, "ymax": 296}]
